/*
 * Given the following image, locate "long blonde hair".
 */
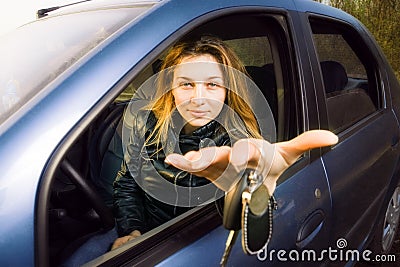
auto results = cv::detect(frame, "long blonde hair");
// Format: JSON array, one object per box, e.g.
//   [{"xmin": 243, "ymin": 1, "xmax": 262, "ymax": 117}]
[{"xmin": 146, "ymin": 36, "xmax": 262, "ymax": 147}]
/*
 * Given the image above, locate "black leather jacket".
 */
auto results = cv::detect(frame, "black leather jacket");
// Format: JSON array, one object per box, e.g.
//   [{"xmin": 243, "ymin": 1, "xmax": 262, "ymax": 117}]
[{"xmin": 113, "ymin": 110, "xmax": 231, "ymax": 236}]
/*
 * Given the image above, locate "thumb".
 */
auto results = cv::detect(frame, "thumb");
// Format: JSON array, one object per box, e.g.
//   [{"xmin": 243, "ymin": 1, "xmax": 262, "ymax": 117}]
[
  {"xmin": 277, "ymin": 130, "xmax": 338, "ymax": 165},
  {"xmin": 263, "ymin": 130, "xmax": 337, "ymax": 195}
]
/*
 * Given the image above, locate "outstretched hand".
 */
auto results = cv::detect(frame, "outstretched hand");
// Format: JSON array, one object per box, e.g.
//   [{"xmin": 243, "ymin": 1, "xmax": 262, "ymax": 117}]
[{"xmin": 165, "ymin": 130, "xmax": 338, "ymax": 195}]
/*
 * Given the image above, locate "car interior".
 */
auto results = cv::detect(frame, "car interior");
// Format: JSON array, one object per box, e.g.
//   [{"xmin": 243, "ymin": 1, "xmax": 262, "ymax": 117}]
[
  {"xmin": 311, "ymin": 17, "xmax": 379, "ymax": 133},
  {"xmin": 43, "ymin": 13, "xmax": 299, "ymax": 266},
  {"xmin": 320, "ymin": 60, "xmax": 376, "ymax": 132}
]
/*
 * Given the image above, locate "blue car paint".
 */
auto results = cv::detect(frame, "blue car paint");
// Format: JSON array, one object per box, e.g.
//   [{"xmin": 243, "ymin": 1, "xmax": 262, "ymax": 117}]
[{"xmin": 157, "ymin": 157, "xmax": 333, "ymax": 266}]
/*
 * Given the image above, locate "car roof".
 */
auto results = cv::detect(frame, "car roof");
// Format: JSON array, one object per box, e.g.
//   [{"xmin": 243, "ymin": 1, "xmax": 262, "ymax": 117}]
[{"xmin": 40, "ymin": 0, "xmax": 162, "ymax": 17}]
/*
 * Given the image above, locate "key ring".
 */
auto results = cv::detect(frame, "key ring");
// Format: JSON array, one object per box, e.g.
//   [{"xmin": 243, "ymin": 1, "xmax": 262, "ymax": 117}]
[{"xmin": 247, "ymin": 169, "xmax": 264, "ymax": 194}]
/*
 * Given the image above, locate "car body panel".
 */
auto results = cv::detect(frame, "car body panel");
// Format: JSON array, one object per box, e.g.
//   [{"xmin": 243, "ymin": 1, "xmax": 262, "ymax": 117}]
[
  {"xmin": 295, "ymin": 4, "xmax": 400, "ymax": 253},
  {"xmin": 323, "ymin": 111, "xmax": 399, "ymax": 246},
  {"xmin": 155, "ymin": 157, "xmax": 333, "ymax": 266}
]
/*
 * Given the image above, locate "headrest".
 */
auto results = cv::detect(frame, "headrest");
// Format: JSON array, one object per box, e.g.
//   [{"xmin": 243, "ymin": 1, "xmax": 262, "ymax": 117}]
[{"xmin": 320, "ymin": 61, "xmax": 348, "ymax": 94}]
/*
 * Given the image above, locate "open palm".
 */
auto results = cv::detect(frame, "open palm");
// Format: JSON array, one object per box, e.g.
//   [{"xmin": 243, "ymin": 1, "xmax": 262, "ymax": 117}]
[{"xmin": 165, "ymin": 130, "xmax": 338, "ymax": 194}]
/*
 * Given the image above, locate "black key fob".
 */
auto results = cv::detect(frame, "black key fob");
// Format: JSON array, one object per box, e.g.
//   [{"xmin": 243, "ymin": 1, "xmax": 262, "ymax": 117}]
[{"xmin": 222, "ymin": 169, "xmax": 251, "ymax": 230}]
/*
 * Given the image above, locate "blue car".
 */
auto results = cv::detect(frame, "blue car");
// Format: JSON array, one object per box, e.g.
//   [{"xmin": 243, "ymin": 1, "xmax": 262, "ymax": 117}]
[{"xmin": 1, "ymin": 0, "xmax": 399, "ymax": 266}]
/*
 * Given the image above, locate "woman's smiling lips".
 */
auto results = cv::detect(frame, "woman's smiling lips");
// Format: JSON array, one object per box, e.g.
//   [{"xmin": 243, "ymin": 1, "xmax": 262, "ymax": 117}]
[{"xmin": 189, "ymin": 110, "xmax": 208, "ymax": 117}]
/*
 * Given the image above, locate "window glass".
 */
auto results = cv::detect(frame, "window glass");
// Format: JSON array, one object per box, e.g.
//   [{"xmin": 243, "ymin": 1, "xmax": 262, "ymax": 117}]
[
  {"xmin": 313, "ymin": 34, "xmax": 367, "ymax": 79},
  {"xmin": 0, "ymin": 6, "xmax": 151, "ymax": 125},
  {"xmin": 225, "ymin": 36, "xmax": 273, "ymax": 67},
  {"xmin": 310, "ymin": 18, "xmax": 380, "ymax": 133},
  {"xmin": 217, "ymin": 36, "xmax": 278, "ymax": 137}
]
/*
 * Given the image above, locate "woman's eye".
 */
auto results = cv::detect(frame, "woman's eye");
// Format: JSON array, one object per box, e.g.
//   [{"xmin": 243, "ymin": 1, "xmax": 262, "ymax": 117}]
[
  {"xmin": 207, "ymin": 82, "xmax": 218, "ymax": 88},
  {"xmin": 181, "ymin": 82, "xmax": 194, "ymax": 88}
]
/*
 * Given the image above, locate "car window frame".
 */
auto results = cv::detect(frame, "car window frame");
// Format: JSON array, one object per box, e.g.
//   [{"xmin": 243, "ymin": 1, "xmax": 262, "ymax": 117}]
[
  {"xmin": 36, "ymin": 7, "xmax": 304, "ymax": 267},
  {"xmin": 306, "ymin": 14, "xmax": 387, "ymax": 138}
]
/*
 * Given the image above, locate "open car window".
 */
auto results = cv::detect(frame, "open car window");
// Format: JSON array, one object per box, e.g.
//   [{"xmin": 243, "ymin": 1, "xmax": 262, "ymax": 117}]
[{"xmin": 42, "ymin": 11, "xmax": 300, "ymax": 266}]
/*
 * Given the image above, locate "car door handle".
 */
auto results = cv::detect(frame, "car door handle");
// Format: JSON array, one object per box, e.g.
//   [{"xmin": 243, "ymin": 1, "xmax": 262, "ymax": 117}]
[{"xmin": 296, "ymin": 210, "xmax": 325, "ymax": 249}]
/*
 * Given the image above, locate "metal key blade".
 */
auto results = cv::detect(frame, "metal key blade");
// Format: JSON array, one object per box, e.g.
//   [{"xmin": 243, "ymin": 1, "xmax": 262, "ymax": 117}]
[{"xmin": 220, "ymin": 230, "xmax": 239, "ymax": 267}]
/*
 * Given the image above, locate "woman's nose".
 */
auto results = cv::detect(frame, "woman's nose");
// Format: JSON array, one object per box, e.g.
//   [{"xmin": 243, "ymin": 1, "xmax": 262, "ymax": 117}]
[{"xmin": 190, "ymin": 83, "xmax": 206, "ymax": 105}]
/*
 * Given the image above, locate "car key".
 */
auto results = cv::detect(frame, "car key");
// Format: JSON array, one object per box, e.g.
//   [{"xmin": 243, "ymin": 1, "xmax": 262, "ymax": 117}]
[
  {"xmin": 220, "ymin": 230, "xmax": 239, "ymax": 267},
  {"xmin": 220, "ymin": 169, "xmax": 265, "ymax": 266}
]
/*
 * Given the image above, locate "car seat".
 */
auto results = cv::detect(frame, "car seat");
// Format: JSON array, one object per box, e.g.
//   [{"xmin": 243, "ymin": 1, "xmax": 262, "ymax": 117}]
[
  {"xmin": 320, "ymin": 60, "xmax": 348, "ymax": 95},
  {"xmin": 88, "ymin": 104, "xmax": 125, "ymax": 207},
  {"xmin": 320, "ymin": 60, "xmax": 376, "ymax": 131}
]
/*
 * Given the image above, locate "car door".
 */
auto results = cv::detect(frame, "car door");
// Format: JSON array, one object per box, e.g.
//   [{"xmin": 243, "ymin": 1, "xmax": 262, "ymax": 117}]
[
  {"xmin": 306, "ymin": 15, "xmax": 400, "ymax": 251},
  {"xmin": 122, "ymin": 8, "xmax": 336, "ymax": 267},
  {"xmin": 37, "ymin": 2, "xmax": 338, "ymax": 267}
]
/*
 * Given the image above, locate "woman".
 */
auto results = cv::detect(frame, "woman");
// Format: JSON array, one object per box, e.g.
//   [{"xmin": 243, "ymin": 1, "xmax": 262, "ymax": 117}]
[{"xmin": 112, "ymin": 36, "xmax": 265, "ymax": 249}]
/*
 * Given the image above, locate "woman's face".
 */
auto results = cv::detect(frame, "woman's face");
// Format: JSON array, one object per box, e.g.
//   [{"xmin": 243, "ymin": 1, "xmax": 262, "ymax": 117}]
[{"xmin": 172, "ymin": 54, "xmax": 227, "ymax": 134}]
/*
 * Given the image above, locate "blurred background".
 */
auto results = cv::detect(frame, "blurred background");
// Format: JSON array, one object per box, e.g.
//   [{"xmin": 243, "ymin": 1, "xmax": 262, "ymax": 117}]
[{"xmin": 0, "ymin": 0, "xmax": 78, "ymax": 36}]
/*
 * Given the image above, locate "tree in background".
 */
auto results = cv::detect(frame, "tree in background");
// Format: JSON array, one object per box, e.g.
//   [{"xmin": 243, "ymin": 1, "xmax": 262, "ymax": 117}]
[{"xmin": 315, "ymin": 0, "xmax": 400, "ymax": 80}]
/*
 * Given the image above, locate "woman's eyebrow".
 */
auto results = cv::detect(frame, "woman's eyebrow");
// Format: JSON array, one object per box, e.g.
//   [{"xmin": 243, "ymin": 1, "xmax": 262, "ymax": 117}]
[
  {"xmin": 207, "ymin": 76, "xmax": 223, "ymax": 80},
  {"xmin": 175, "ymin": 76, "xmax": 191, "ymax": 80},
  {"xmin": 175, "ymin": 76, "xmax": 223, "ymax": 80}
]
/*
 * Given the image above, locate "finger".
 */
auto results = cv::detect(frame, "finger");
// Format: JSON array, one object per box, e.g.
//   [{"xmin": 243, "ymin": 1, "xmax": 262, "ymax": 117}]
[
  {"xmin": 229, "ymin": 139, "xmax": 260, "ymax": 169},
  {"xmin": 288, "ymin": 130, "xmax": 338, "ymax": 152},
  {"xmin": 165, "ymin": 153, "xmax": 198, "ymax": 171},
  {"xmin": 129, "ymin": 230, "xmax": 141, "ymax": 238},
  {"xmin": 165, "ymin": 146, "xmax": 226, "ymax": 172},
  {"xmin": 165, "ymin": 150, "xmax": 212, "ymax": 172},
  {"xmin": 277, "ymin": 130, "xmax": 338, "ymax": 164},
  {"xmin": 111, "ymin": 236, "xmax": 131, "ymax": 250},
  {"xmin": 230, "ymin": 139, "xmax": 276, "ymax": 176}
]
